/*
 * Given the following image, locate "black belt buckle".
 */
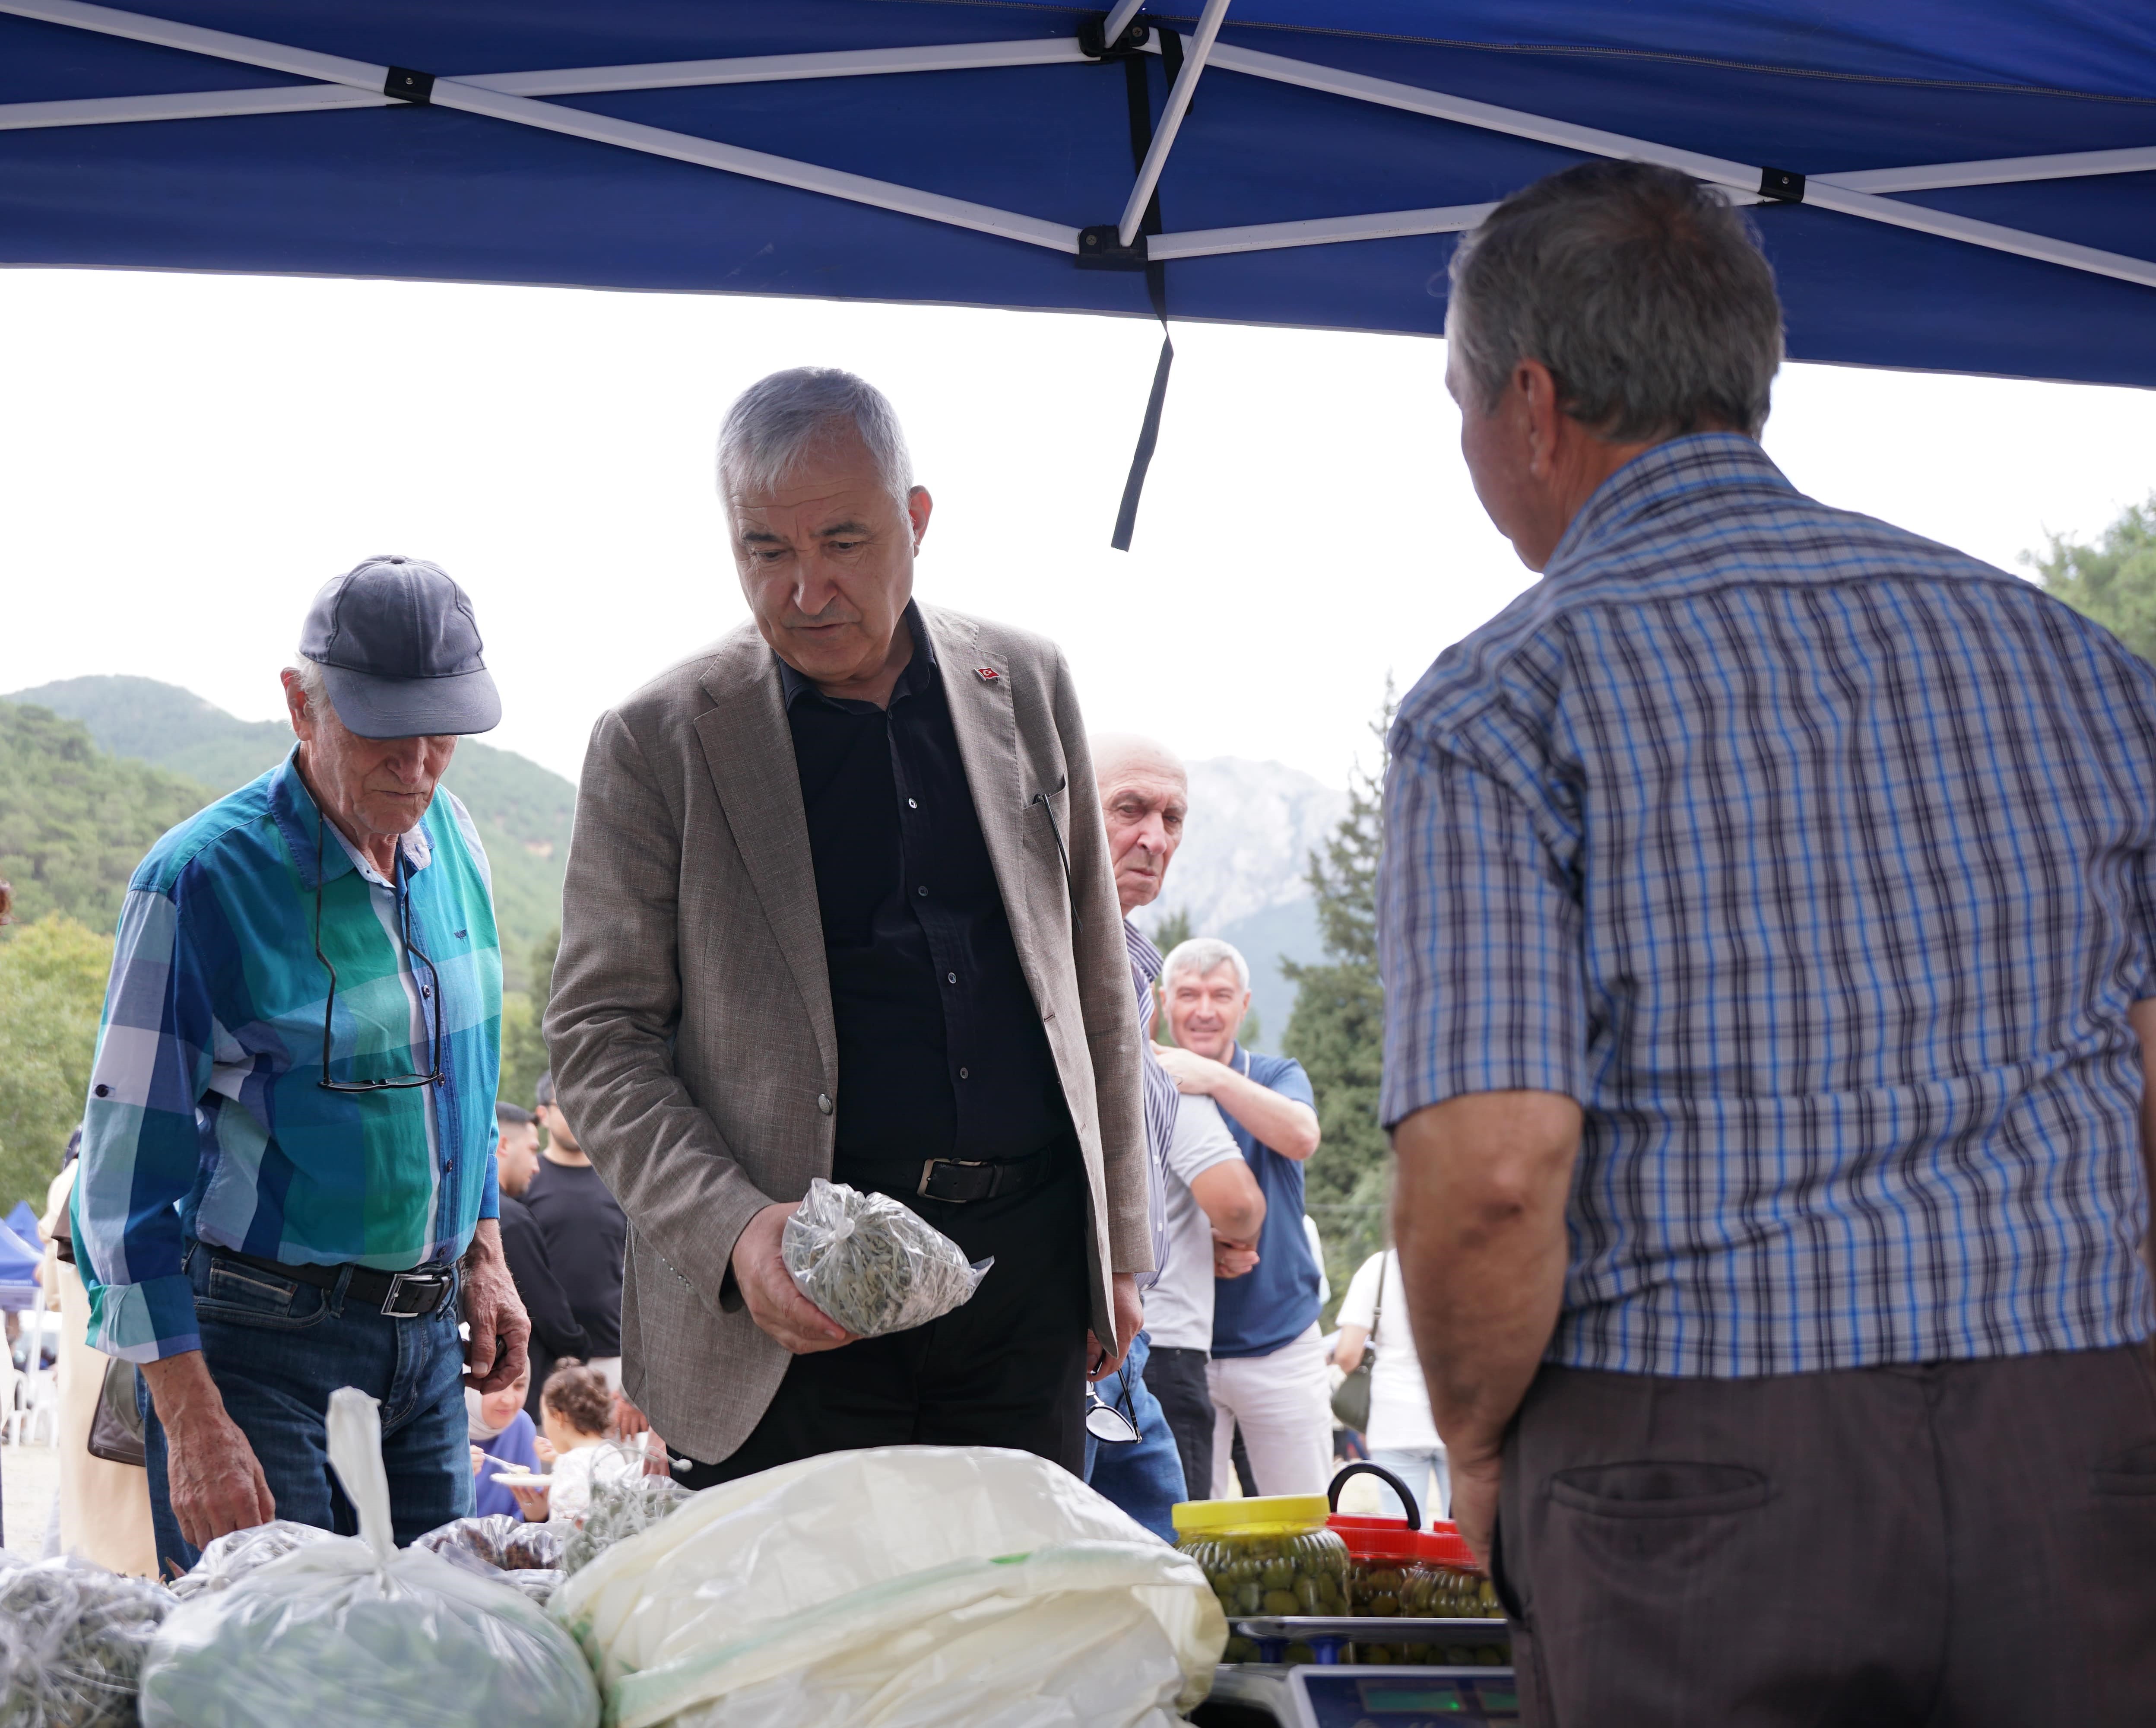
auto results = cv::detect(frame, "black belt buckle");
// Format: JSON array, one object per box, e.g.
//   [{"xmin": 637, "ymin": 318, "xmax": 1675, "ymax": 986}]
[
  {"xmin": 917, "ymin": 1158, "xmax": 996, "ymax": 1204},
  {"xmin": 381, "ymin": 1270, "xmax": 447, "ymax": 1318}
]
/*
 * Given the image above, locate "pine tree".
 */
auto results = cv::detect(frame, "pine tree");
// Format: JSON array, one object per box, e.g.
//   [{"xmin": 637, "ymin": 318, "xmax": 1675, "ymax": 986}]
[{"xmin": 1283, "ymin": 692, "xmax": 1395, "ymax": 1312}]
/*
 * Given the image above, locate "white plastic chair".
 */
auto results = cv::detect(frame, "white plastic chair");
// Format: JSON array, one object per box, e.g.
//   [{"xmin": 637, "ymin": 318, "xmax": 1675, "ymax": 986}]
[{"xmin": 6, "ymin": 1310, "xmax": 62, "ymax": 1448}]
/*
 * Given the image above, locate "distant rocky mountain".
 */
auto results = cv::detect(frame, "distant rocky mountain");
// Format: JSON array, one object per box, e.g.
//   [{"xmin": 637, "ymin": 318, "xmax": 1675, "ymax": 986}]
[
  {"xmin": 9, "ymin": 677, "xmax": 572, "ymax": 994},
  {"xmin": 1131, "ymin": 757, "xmax": 1348, "ymax": 1050}
]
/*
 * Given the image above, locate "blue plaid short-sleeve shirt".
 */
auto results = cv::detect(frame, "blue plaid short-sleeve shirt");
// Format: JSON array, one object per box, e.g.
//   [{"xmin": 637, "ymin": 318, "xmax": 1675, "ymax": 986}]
[{"xmin": 1378, "ymin": 433, "xmax": 2156, "ymax": 1378}]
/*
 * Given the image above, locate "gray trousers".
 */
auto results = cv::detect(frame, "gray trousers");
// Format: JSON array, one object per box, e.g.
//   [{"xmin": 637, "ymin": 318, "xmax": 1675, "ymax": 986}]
[{"xmin": 1495, "ymin": 1344, "xmax": 2156, "ymax": 1726}]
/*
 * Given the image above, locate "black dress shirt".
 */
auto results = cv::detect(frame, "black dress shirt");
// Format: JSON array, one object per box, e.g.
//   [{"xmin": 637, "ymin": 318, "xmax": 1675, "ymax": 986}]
[{"xmin": 781, "ymin": 604, "xmax": 1067, "ymax": 1164}]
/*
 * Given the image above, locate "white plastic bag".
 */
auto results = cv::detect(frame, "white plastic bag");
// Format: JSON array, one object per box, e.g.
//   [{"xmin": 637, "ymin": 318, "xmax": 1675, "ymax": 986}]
[
  {"xmin": 166, "ymin": 1520, "xmax": 335, "ymax": 1599},
  {"xmin": 550, "ymin": 1445, "xmax": 1226, "ymax": 1728},
  {"xmin": 138, "ymin": 1388, "xmax": 599, "ymax": 1728},
  {"xmin": 781, "ymin": 1178, "xmax": 989, "ymax": 1337}
]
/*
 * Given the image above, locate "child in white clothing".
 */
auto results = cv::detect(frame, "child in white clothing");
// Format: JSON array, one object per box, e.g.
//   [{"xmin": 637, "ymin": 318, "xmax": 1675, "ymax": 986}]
[{"xmin": 509, "ymin": 1358, "xmax": 634, "ymax": 1524}]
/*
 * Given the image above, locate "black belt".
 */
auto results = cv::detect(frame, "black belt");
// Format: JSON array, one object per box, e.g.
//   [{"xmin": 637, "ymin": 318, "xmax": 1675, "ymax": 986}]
[
  {"xmin": 213, "ymin": 1245, "xmax": 455, "ymax": 1318},
  {"xmin": 840, "ymin": 1142, "xmax": 1063, "ymax": 1205}
]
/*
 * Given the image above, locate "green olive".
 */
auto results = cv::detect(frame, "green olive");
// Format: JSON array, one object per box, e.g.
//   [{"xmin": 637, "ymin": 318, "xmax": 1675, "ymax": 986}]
[
  {"xmin": 1223, "ymin": 1636, "xmax": 1261, "ymax": 1664},
  {"xmin": 1260, "ymin": 1560, "xmax": 1296, "ymax": 1590},
  {"xmin": 1261, "ymin": 1589, "xmax": 1301, "ymax": 1616},
  {"xmin": 1236, "ymin": 1582, "xmax": 1265, "ymax": 1614}
]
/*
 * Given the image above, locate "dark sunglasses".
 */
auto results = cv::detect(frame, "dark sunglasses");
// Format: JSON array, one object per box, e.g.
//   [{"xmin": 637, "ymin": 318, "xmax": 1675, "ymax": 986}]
[{"xmin": 313, "ymin": 808, "xmax": 443, "ymax": 1094}]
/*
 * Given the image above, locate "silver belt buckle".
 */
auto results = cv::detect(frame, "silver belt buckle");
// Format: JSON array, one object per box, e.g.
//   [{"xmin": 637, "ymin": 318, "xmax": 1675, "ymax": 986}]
[{"xmin": 381, "ymin": 1271, "xmax": 441, "ymax": 1318}]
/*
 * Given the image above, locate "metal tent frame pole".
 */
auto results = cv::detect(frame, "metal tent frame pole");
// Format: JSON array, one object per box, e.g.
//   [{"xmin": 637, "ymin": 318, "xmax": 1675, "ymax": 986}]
[{"xmin": 1, "ymin": 0, "xmax": 2150, "ymax": 289}]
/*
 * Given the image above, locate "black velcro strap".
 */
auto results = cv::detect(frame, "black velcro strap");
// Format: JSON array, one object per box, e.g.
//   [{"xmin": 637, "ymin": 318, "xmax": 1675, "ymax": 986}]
[
  {"xmin": 384, "ymin": 66, "xmax": 435, "ymax": 104},
  {"xmin": 1758, "ymin": 165, "xmax": 1805, "ymax": 203},
  {"xmin": 1110, "ymin": 48, "xmax": 1177, "ymax": 552}
]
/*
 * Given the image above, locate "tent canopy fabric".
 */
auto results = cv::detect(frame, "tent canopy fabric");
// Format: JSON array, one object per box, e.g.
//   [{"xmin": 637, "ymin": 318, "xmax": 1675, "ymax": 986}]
[{"xmin": 0, "ymin": 1, "xmax": 2152, "ymax": 391}]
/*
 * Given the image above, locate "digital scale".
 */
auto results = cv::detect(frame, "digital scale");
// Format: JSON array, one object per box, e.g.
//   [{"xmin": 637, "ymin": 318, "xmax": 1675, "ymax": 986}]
[{"xmin": 1191, "ymin": 1618, "xmax": 1516, "ymax": 1728}]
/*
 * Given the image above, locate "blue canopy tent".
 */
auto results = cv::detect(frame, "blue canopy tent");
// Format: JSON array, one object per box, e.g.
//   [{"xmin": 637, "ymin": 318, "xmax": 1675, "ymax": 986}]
[
  {"xmin": 1, "ymin": 2, "xmax": 2151, "ymax": 536},
  {"xmin": 0, "ymin": 1211, "xmax": 43, "ymax": 1312}
]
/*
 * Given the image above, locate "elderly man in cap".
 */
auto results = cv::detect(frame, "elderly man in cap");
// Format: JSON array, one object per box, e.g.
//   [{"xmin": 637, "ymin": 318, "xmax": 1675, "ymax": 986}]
[{"xmin": 75, "ymin": 555, "xmax": 528, "ymax": 1576}]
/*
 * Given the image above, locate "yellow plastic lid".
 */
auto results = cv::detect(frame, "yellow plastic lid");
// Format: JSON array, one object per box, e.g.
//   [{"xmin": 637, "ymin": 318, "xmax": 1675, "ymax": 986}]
[{"xmin": 1171, "ymin": 1495, "xmax": 1333, "ymax": 1537}]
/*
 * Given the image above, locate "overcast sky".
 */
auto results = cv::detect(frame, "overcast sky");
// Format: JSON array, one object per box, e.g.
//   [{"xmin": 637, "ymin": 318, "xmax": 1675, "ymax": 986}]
[{"xmin": 4, "ymin": 266, "xmax": 2154, "ymax": 791}]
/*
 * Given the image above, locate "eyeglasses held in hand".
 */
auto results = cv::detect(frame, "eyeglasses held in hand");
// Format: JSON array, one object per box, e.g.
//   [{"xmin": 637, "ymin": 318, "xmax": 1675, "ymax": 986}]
[
  {"xmin": 1085, "ymin": 1372, "xmax": 1141, "ymax": 1445},
  {"xmin": 314, "ymin": 809, "xmax": 444, "ymax": 1094}
]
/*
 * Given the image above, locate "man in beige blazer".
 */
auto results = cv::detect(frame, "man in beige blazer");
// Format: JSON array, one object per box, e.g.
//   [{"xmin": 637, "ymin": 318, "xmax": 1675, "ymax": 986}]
[{"xmin": 546, "ymin": 367, "xmax": 1150, "ymax": 1480}]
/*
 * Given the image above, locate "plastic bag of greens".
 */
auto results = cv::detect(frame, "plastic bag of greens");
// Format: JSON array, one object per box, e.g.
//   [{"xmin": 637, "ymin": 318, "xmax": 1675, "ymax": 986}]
[
  {"xmin": 138, "ymin": 1388, "xmax": 599, "ymax": 1728},
  {"xmin": 560, "ymin": 1468, "xmax": 690, "ymax": 1577},
  {"xmin": 551, "ymin": 1446, "xmax": 1224, "ymax": 1728},
  {"xmin": 0, "ymin": 1553, "xmax": 171, "ymax": 1728},
  {"xmin": 167, "ymin": 1521, "xmax": 334, "ymax": 1600},
  {"xmin": 781, "ymin": 1177, "xmax": 989, "ymax": 1337},
  {"xmin": 412, "ymin": 1513, "xmax": 565, "ymax": 1574}
]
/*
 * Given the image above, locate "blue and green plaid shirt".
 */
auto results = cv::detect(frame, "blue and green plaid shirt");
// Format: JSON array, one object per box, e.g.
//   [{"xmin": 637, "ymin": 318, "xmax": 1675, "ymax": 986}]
[
  {"xmin": 74, "ymin": 749, "xmax": 502, "ymax": 1362},
  {"xmin": 1379, "ymin": 433, "xmax": 2156, "ymax": 1378}
]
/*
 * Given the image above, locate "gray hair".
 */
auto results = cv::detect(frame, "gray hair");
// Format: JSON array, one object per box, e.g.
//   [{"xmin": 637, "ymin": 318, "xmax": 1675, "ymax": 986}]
[
  {"xmin": 1446, "ymin": 159, "xmax": 1784, "ymax": 442},
  {"xmin": 285, "ymin": 653, "xmax": 333, "ymax": 722},
  {"xmin": 717, "ymin": 367, "xmax": 915, "ymax": 511},
  {"xmin": 1162, "ymin": 936, "xmax": 1251, "ymax": 994}
]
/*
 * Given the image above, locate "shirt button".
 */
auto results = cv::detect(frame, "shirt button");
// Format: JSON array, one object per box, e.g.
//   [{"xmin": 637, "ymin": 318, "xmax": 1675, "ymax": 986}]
[
  {"xmin": 958, "ymin": 1067, "xmax": 970, "ymax": 1080},
  {"xmin": 946, "ymin": 972, "xmax": 957, "ymax": 985},
  {"xmin": 908, "ymin": 798, "xmax": 918, "ymax": 810},
  {"xmin": 817, "ymin": 1093, "xmax": 833, "ymax": 1115},
  {"xmin": 917, "ymin": 886, "xmax": 928, "ymax": 897},
  {"xmin": 93, "ymin": 1084, "xmax": 111, "ymax": 1098},
  {"xmin": 421, "ymin": 986, "xmax": 432, "ymax": 998}
]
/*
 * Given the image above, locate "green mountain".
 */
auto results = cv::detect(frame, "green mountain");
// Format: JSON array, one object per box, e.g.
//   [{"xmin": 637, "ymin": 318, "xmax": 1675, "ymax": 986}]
[{"xmin": 6, "ymin": 677, "xmax": 571, "ymax": 992}]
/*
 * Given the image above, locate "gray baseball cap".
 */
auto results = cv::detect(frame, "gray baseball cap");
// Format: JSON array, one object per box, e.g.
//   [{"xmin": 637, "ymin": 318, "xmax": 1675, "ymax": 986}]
[{"xmin": 299, "ymin": 555, "xmax": 501, "ymax": 739}]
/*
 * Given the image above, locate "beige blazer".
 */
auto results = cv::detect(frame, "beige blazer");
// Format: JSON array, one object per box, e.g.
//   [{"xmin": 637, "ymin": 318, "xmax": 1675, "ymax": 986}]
[{"xmin": 545, "ymin": 603, "xmax": 1149, "ymax": 1464}]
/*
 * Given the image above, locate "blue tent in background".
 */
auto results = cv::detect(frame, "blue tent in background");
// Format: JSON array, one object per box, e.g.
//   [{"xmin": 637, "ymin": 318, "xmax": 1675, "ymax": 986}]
[
  {"xmin": 4, "ymin": 1201, "xmax": 43, "ymax": 1248},
  {"xmin": 0, "ymin": 0, "xmax": 2151, "ymax": 530},
  {"xmin": 0, "ymin": 1210, "xmax": 43, "ymax": 1311}
]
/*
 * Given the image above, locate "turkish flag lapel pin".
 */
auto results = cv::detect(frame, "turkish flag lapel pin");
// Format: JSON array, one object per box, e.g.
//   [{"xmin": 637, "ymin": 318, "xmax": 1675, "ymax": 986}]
[{"xmin": 975, "ymin": 666, "xmax": 1000, "ymax": 683}]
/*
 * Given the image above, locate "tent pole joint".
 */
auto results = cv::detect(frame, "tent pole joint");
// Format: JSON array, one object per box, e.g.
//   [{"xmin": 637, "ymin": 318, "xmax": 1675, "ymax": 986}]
[
  {"xmin": 383, "ymin": 67, "xmax": 434, "ymax": 104},
  {"xmin": 1078, "ymin": 11, "xmax": 1150, "ymax": 61},
  {"xmin": 1758, "ymin": 166, "xmax": 1805, "ymax": 203},
  {"xmin": 1075, "ymin": 223, "xmax": 1148, "ymax": 269}
]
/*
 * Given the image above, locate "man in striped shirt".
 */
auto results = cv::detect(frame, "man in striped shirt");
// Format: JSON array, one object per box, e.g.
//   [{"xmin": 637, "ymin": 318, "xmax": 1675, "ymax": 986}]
[
  {"xmin": 1380, "ymin": 162, "xmax": 2156, "ymax": 1721},
  {"xmin": 75, "ymin": 557, "xmax": 528, "ymax": 1574},
  {"xmin": 1087, "ymin": 735, "xmax": 1262, "ymax": 1534}
]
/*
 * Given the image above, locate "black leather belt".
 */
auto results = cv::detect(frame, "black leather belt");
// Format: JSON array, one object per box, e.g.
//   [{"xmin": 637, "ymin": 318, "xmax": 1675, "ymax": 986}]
[
  {"xmin": 214, "ymin": 1245, "xmax": 455, "ymax": 1318},
  {"xmin": 841, "ymin": 1142, "xmax": 1062, "ymax": 1205}
]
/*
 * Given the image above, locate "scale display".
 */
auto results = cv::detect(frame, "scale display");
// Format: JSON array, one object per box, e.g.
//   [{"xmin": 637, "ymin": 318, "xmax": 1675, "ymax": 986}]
[{"xmin": 1289, "ymin": 1667, "xmax": 1520, "ymax": 1726}]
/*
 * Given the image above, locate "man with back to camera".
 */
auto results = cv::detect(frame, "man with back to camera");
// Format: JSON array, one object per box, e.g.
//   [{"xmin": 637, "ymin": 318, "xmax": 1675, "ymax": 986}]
[
  {"xmin": 72, "ymin": 556, "xmax": 529, "ymax": 1574},
  {"xmin": 1085, "ymin": 736, "xmax": 1265, "ymax": 1527},
  {"xmin": 1380, "ymin": 158, "xmax": 2156, "ymax": 1724},
  {"xmin": 492, "ymin": 1099, "xmax": 589, "ymax": 1419},
  {"xmin": 545, "ymin": 368, "xmax": 1152, "ymax": 1481},
  {"xmin": 1153, "ymin": 937, "xmax": 1329, "ymax": 1497},
  {"xmin": 524, "ymin": 1072, "xmax": 625, "ymax": 1391}
]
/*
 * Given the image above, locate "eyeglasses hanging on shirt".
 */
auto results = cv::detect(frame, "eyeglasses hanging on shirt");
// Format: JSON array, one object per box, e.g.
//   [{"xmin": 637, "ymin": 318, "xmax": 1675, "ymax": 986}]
[{"xmin": 313, "ymin": 807, "xmax": 444, "ymax": 1093}]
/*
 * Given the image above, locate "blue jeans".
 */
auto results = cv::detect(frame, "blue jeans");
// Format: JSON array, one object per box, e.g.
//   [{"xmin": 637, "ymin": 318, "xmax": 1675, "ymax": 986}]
[
  {"xmin": 1367, "ymin": 1445, "xmax": 1451, "ymax": 1526},
  {"xmin": 142, "ymin": 1241, "xmax": 471, "ymax": 1576},
  {"xmin": 1083, "ymin": 1330, "xmax": 1187, "ymax": 1542}
]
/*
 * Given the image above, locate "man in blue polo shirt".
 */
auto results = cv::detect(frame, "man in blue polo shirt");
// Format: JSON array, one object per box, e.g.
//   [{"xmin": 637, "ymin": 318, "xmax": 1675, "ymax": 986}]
[{"xmin": 1156, "ymin": 938, "xmax": 1329, "ymax": 1495}]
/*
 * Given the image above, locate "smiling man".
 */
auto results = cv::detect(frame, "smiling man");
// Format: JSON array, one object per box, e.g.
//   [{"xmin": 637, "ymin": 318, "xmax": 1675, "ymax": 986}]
[
  {"xmin": 74, "ymin": 555, "xmax": 526, "ymax": 1577},
  {"xmin": 546, "ymin": 367, "xmax": 1149, "ymax": 1482}
]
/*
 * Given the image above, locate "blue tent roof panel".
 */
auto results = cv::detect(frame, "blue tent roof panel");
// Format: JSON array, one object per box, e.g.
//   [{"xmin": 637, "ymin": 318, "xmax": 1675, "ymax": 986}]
[{"xmin": 0, "ymin": 2, "xmax": 2150, "ymax": 387}]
